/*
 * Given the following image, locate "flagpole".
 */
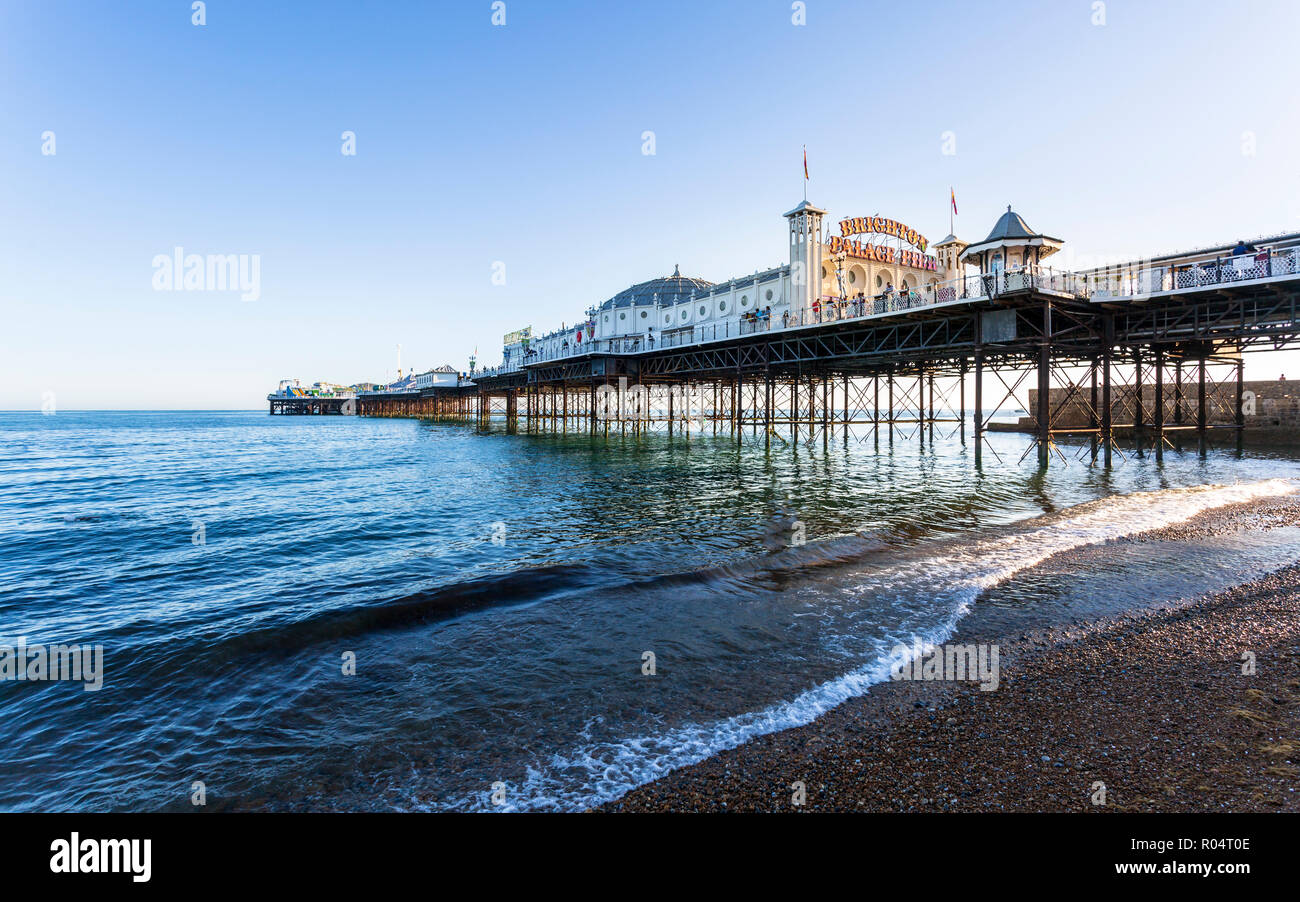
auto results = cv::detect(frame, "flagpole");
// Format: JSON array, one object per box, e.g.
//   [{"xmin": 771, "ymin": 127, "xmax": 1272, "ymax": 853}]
[{"xmin": 803, "ymin": 145, "xmax": 807, "ymax": 202}]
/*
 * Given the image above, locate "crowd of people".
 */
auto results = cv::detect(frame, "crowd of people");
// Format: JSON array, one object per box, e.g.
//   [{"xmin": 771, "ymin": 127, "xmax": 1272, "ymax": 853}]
[{"xmin": 741, "ymin": 306, "xmax": 773, "ymax": 329}]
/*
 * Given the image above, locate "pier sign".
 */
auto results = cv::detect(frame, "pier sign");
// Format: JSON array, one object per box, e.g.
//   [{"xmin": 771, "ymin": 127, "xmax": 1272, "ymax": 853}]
[
  {"xmin": 503, "ymin": 327, "xmax": 532, "ymax": 346},
  {"xmin": 830, "ymin": 216, "xmax": 937, "ymax": 271},
  {"xmin": 826, "ymin": 237, "xmax": 938, "ymax": 271},
  {"xmin": 839, "ymin": 216, "xmax": 929, "ymax": 252}
]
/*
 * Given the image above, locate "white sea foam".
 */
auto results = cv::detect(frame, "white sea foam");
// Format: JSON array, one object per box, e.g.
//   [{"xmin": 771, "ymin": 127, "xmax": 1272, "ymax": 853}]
[{"xmin": 453, "ymin": 478, "xmax": 1295, "ymax": 812}]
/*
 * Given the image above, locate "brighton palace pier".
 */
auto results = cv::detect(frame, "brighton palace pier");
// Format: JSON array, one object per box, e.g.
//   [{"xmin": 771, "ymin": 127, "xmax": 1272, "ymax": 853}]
[{"xmin": 337, "ymin": 197, "xmax": 1300, "ymax": 468}]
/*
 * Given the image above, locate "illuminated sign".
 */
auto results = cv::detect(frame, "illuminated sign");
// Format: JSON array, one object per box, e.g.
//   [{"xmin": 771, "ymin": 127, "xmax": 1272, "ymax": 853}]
[
  {"xmin": 831, "ymin": 216, "xmax": 937, "ymax": 271},
  {"xmin": 839, "ymin": 216, "xmax": 928, "ymax": 252},
  {"xmin": 827, "ymin": 237, "xmax": 938, "ymax": 272},
  {"xmin": 503, "ymin": 327, "xmax": 532, "ymax": 346}
]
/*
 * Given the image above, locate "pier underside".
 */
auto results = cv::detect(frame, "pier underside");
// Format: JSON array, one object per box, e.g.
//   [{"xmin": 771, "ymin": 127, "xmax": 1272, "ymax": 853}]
[
  {"xmin": 354, "ymin": 283, "xmax": 1300, "ymax": 468},
  {"xmin": 269, "ymin": 396, "xmax": 353, "ymax": 415}
]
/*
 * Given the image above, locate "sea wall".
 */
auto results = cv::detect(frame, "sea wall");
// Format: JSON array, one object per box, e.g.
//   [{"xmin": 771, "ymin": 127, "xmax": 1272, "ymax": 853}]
[{"xmin": 1023, "ymin": 379, "xmax": 1300, "ymax": 430}]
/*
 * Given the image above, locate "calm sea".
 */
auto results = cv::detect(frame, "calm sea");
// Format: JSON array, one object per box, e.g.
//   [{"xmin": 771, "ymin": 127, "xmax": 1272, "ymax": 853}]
[{"xmin": 2, "ymin": 409, "xmax": 1298, "ymax": 811}]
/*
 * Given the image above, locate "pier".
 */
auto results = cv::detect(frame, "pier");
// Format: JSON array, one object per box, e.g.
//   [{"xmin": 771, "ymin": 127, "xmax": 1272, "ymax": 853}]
[
  {"xmin": 269, "ymin": 396, "xmax": 355, "ymax": 415},
  {"xmin": 341, "ymin": 203, "xmax": 1300, "ymax": 468},
  {"xmin": 267, "ymin": 379, "xmax": 357, "ymax": 415}
]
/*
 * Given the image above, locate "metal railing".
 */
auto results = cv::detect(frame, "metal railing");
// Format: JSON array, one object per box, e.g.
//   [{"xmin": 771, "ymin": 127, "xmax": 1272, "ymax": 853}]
[
  {"xmin": 1079, "ymin": 242, "xmax": 1300, "ymax": 300},
  {"xmin": 476, "ymin": 267, "xmax": 1089, "ymax": 371},
  {"xmin": 477, "ymin": 247, "xmax": 1300, "ymax": 373}
]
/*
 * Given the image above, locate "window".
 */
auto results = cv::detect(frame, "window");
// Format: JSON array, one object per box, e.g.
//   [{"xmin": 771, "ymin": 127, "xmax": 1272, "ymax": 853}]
[
  {"xmin": 718, "ymin": 300, "xmax": 727, "ymax": 311},
  {"xmin": 619, "ymin": 312, "xmax": 626, "ymax": 320},
  {"xmin": 765, "ymin": 289, "xmax": 773, "ymax": 301},
  {"xmin": 699, "ymin": 305, "xmax": 707, "ymax": 315},
  {"xmin": 640, "ymin": 310, "xmax": 647, "ymax": 319},
  {"xmin": 664, "ymin": 314, "xmax": 671, "ymax": 324}
]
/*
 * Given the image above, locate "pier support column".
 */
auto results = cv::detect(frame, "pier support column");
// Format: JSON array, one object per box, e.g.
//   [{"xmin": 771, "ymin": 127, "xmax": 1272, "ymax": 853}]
[
  {"xmin": 887, "ymin": 368, "xmax": 895, "ymax": 443},
  {"xmin": 927, "ymin": 370, "xmax": 935, "ymax": 445},
  {"xmin": 1174, "ymin": 360, "xmax": 1184, "ymax": 452},
  {"xmin": 1036, "ymin": 346, "xmax": 1051, "ymax": 468},
  {"xmin": 785, "ymin": 374, "xmax": 795, "ymax": 444},
  {"xmin": 1197, "ymin": 356, "xmax": 1208, "ymax": 457},
  {"xmin": 1133, "ymin": 350, "xmax": 1145, "ymax": 456},
  {"xmin": 1154, "ymin": 348, "xmax": 1165, "ymax": 461},
  {"xmin": 959, "ymin": 362, "xmax": 967, "ymax": 446},
  {"xmin": 1102, "ymin": 346, "xmax": 1113, "ymax": 467},
  {"xmin": 843, "ymin": 375, "xmax": 850, "ymax": 443},
  {"xmin": 821, "ymin": 376, "xmax": 828, "ymax": 445},
  {"xmin": 973, "ymin": 352, "xmax": 983, "ymax": 465},
  {"xmin": 1089, "ymin": 357, "xmax": 1099, "ymax": 462},
  {"xmin": 1036, "ymin": 300, "xmax": 1052, "ymax": 468},
  {"xmin": 732, "ymin": 376, "xmax": 740, "ymax": 442},
  {"xmin": 764, "ymin": 371, "xmax": 773, "ymax": 449},
  {"xmin": 1236, "ymin": 356, "xmax": 1245, "ymax": 455},
  {"xmin": 917, "ymin": 370, "xmax": 925, "ymax": 449},
  {"xmin": 873, "ymin": 372, "xmax": 880, "ymax": 442}
]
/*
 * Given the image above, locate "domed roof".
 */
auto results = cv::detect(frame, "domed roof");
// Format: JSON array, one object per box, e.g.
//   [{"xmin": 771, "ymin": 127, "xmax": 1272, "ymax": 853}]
[
  {"xmin": 598, "ymin": 265, "xmax": 714, "ymax": 310},
  {"xmin": 983, "ymin": 206, "xmax": 1039, "ymax": 242},
  {"xmin": 960, "ymin": 205, "xmax": 1064, "ymax": 263}
]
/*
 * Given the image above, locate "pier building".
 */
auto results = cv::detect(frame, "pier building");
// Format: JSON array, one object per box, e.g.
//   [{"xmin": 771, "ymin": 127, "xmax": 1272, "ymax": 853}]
[{"xmin": 292, "ymin": 196, "xmax": 1300, "ymax": 468}]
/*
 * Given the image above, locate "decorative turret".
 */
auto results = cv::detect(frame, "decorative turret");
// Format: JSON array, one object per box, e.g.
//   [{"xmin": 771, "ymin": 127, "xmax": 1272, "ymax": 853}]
[
  {"xmin": 785, "ymin": 199, "xmax": 826, "ymax": 311},
  {"xmin": 959, "ymin": 206, "xmax": 1063, "ymax": 276},
  {"xmin": 933, "ymin": 233, "xmax": 968, "ymax": 282}
]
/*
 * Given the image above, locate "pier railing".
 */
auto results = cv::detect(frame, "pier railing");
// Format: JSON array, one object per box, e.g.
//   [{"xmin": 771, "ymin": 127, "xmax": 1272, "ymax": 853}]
[
  {"xmin": 491, "ymin": 266, "xmax": 1087, "ymax": 368},
  {"xmin": 476, "ymin": 248, "xmax": 1300, "ymax": 373},
  {"xmin": 1078, "ymin": 240, "xmax": 1300, "ymax": 300}
]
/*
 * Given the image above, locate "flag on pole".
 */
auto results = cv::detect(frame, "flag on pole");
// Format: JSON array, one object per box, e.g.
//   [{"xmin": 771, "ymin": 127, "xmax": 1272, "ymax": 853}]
[
  {"xmin": 803, "ymin": 146, "xmax": 809, "ymax": 181},
  {"xmin": 950, "ymin": 188, "xmax": 958, "ymax": 215}
]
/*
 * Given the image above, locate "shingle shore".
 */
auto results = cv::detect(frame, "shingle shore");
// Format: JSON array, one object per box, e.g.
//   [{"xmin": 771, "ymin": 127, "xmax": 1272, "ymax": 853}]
[{"xmin": 603, "ymin": 496, "xmax": 1300, "ymax": 812}]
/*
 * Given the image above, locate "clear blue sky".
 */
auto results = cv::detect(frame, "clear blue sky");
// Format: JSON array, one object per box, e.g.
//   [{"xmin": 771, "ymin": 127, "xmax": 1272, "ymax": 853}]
[{"xmin": 2, "ymin": 0, "xmax": 1298, "ymax": 409}]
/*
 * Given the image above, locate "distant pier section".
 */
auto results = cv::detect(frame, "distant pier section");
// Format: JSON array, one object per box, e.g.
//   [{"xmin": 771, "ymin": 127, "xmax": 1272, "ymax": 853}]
[
  {"xmin": 268, "ymin": 379, "xmax": 359, "ymax": 415},
  {"xmin": 269, "ymin": 367, "xmax": 465, "ymax": 414}
]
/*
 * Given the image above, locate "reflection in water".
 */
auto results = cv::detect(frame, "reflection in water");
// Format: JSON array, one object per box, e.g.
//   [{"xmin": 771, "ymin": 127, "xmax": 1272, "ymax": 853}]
[{"xmin": 0, "ymin": 410, "xmax": 1297, "ymax": 811}]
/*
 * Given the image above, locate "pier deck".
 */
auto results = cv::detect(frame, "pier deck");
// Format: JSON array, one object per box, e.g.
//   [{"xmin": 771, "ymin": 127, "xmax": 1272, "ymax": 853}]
[{"xmin": 354, "ymin": 240, "xmax": 1300, "ymax": 468}]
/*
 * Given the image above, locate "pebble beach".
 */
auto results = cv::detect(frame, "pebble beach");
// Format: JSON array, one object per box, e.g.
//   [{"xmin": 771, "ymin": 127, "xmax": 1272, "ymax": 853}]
[{"xmin": 604, "ymin": 495, "xmax": 1300, "ymax": 812}]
